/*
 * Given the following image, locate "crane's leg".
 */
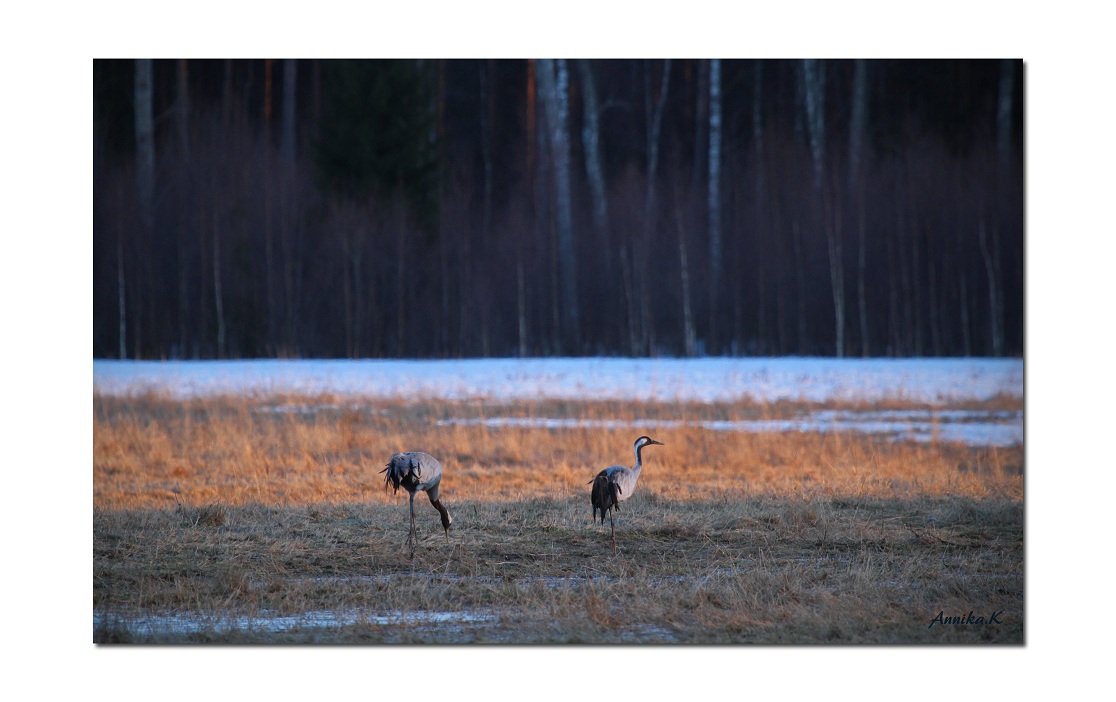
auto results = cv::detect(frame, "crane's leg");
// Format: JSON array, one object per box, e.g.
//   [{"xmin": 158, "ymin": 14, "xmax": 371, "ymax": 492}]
[
  {"xmin": 408, "ymin": 492, "xmax": 417, "ymax": 558},
  {"xmin": 609, "ymin": 509, "xmax": 616, "ymax": 552}
]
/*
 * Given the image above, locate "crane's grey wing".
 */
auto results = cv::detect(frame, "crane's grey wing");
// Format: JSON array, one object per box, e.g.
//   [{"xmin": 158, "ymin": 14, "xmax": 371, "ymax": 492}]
[
  {"xmin": 409, "ymin": 452, "xmax": 444, "ymax": 490},
  {"xmin": 381, "ymin": 451, "xmax": 442, "ymax": 494}
]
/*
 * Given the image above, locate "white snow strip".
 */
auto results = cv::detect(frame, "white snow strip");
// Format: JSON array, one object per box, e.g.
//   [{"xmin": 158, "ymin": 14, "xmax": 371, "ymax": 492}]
[{"xmin": 93, "ymin": 357, "xmax": 1023, "ymax": 404}]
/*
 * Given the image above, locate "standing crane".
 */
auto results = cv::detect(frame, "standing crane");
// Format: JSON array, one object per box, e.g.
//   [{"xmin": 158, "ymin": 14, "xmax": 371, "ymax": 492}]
[
  {"xmin": 589, "ymin": 435, "xmax": 664, "ymax": 549},
  {"xmin": 380, "ymin": 451, "xmax": 452, "ymax": 557}
]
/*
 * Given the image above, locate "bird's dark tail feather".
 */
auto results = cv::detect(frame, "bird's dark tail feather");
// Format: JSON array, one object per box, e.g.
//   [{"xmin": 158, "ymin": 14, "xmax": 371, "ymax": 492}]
[{"xmin": 590, "ymin": 472, "xmax": 621, "ymax": 524}]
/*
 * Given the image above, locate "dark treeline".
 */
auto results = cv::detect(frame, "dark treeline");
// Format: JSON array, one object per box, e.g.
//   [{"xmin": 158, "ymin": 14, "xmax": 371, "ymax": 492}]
[{"xmin": 93, "ymin": 59, "xmax": 1023, "ymax": 359}]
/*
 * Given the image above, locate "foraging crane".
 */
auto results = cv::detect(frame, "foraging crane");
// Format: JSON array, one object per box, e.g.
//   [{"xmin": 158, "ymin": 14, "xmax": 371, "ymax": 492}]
[
  {"xmin": 380, "ymin": 451, "xmax": 452, "ymax": 556},
  {"xmin": 589, "ymin": 435, "xmax": 664, "ymax": 549}
]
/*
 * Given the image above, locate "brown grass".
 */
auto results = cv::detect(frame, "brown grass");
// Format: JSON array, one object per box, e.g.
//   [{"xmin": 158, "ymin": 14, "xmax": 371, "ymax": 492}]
[{"xmin": 93, "ymin": 393, "xmax": 1023, "ymax": 644}]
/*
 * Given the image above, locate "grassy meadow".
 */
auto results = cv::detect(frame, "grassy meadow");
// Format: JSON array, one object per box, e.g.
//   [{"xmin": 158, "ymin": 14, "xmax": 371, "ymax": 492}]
[{"xmin": 93, "ymin": 392, "xmax": 1023, "ymax": 644}]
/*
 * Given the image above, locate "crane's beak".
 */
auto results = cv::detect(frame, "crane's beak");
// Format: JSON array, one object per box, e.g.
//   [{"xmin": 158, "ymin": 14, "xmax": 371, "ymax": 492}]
[{"xmin": 650, "ymin": 439, "xmax": 664, "ymax": 445}]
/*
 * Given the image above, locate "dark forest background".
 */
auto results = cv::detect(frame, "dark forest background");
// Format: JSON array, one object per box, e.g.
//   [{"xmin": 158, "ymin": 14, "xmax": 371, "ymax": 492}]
[{"xmin": 92, "ymin": 59, "xmax": 1023, "ymax": 360}]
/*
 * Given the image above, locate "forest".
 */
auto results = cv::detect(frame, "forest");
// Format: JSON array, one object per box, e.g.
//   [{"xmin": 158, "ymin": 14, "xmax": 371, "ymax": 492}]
[{"xmin": 92, "ymin": 59, "xmax": 1023, "ymax": 360}]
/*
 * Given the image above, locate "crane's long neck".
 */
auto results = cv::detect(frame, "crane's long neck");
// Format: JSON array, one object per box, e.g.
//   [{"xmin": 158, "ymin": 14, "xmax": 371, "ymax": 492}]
[{"xmin": 633, "ymin": 443, "xmax": 646, "ymax": 473}]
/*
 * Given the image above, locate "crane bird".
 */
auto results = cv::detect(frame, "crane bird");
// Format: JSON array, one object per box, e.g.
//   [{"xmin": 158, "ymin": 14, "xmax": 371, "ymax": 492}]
[
  {"xmin": 589, "ymin": 435, "xmax": 664, "ymax": 549},
  {"xmin": 380, "ymin": 451, "xmax": 452, "ymax": 556}
]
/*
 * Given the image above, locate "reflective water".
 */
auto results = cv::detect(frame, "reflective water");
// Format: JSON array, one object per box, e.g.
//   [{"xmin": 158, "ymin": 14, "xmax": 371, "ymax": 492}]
[{"xmin": 435, "ymin": 409, "xmax": 1023, "ymax": 447}]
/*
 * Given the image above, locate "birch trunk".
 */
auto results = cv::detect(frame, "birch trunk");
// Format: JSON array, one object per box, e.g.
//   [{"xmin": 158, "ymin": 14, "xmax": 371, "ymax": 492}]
[
  {"xmin": 849, "ymin": 59, "xmax": 870, "ymax": 356},
  {"xmin": 536, "ymin": 58, "xmax": 578, "ymax": 351},
  {"xmin": 642, "ymin": 59, "xmax": 672, "ymax": 355},
  {"xmin": 707, "ymin": 58, "xmax": 722, "ymax": 352},
  {"xmin": 577, "ymin": 60, "xmax": 608, "ymax": 239},
  {"xmin": 801, "ymin": 59, "xmax": 825, "ymax": 189}
]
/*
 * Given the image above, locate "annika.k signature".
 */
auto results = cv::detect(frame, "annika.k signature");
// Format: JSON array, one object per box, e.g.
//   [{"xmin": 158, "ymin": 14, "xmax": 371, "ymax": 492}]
[{"xmin": 928, "ymin": 610, "xmax": 1005, "ymax": 629}]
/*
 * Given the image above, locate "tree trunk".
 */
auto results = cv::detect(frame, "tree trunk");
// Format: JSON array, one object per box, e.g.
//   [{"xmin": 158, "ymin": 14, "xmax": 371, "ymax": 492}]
[
  {"xmin": 480, "ymin": 60, "xmax": 495, "ymax": 252},
  {"xmin": 134, "ymin": 59, "xmax": 155, "ymax": 234},
  {"xmin": 792, "ymin": 218, "xmax": 807, "ymax": 353},
  {"xmin": 517, "ymin": 248, "xmax": 528, "ymax": 357},
  {"xmin": 849, "ymin": 59, "xmax": 870, "ymax": 356},
  {"xmin": 264, "ymin": 59, "xmax": 274, "ymax": 126},
  {"xmin": 825, "ymin": 184, "xmax": 846, "ymax": 357},
  {"xmin": 281, "ymin": 59, "xmax": 297, "ymax": 163},
  {"xmin": 801, "ymin": 59, "xmax": 826, "ymax": 189},
  {"xmin": 856, "ymin": 187, "xmax": 869, "ymax": 356},
  {"xmin": 212, "ymin": 210, "xmax": 226, "ymax": 359},
  {"xmin": 848, "ymin": 59, "xmax": 867, "ymax": 184},
  {"xmin": 979, "ymin": 216, "xmax": 1004, "ymax": 356},
  {"xmin": 176, "ymin": 59, "xmax": 190, "ymax": 163},
  {"xmin": 620, "ymin": 245, "xmax": 638, "ymax": 356},
  {"xmin": 997, "ymin": 59, "xmax": 1016, "ymax": 164},
  {"xmin": 960, "ymin": 273, "xmax": 972, "ymax": 356},
  {"xmin": 117, "ymin": 223, "xmax": 126, "ymax": 359},
  {"xmin": 342, "ymin": 224, "xmax": 353, "ymax": 357},
  {"xmin": 396, "ymin": 210, "xmax": 407, "ymax": 357},
  {"xmin": 675, "ymin": 187, "xmax": 696, "ymax": 357},
  {"xmin": 642, "ymin": 59, "xmax": 672, "ymax": 355},
  {"xmin": 577, "ymin": 60, "xmax": 609, "ymax": 247},
  {"xmin": 707, "ymin": 58, "xmax": 722, "ymax": 353},
  {"xmin": 692, "ymin": 60, "xmax": 708, "ymax": 197},
  {"xmin": 536, "ymin": 59, "xmax": 578, "ymax": 352}
]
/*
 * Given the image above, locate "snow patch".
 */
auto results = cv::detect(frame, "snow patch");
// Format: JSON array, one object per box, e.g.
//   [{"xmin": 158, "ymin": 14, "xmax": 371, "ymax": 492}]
[{"xmin": 93, "ymin": 357, "xmax": 1023, "ymax": 404}]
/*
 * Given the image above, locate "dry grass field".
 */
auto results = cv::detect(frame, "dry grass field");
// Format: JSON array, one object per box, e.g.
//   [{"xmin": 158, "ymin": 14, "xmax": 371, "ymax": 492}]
[{"xmin": 93, "ymin": 392, "xmax": 1023, "ymax": 644}]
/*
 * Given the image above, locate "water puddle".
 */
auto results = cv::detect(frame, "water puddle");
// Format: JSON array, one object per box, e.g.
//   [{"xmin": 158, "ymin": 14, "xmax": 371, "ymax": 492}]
[
  {"xmin": 435, "ymin": 409, "xmax": 1023, "ymax": 447},
  {"xmin": 94, "ymin": 608, "xmax": 497, "ymax": 639}
]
